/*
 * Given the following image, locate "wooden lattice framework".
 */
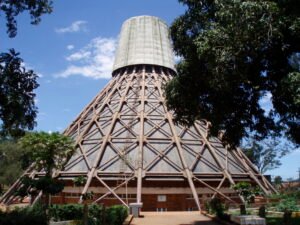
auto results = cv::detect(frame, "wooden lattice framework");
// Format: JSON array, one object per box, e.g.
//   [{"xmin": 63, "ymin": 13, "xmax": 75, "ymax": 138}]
[{"xmin": 0, "ymin": 65, "xmax": 276, "ymax": 210}]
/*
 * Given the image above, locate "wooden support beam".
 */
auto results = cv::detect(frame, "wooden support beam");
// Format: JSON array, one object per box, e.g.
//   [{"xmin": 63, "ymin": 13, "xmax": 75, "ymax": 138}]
[
  {"xmin": 234, "ymin": 148, "xmax": 275, "ymax": 194},
  {"xmin": 157, "ymin": 72, "xmax": 201, "ymax": 211},
  {"xmin": 95, "ymin": 175, "xmax": 128, "ymax": 207},
  {"xmin": 237, "ymin": 148, "xmax": 277, "ymax": 194},
  {"xmin": 94, "ymin": 176, "xmax": 135, "ymax": 203},
  {"xmin": 137, "ymin": 66, "xmax": 146, "ymax": 203},
  {"xmin": 212, "ymin": 177, "xmax": 226, "ymax": 199},
  {"xmin": 79, "ymin": 73, "xmax": 136, "ymax": 201},
  {"xmin": 193, "ymin": 177, "xmax": 237, "ymax": 203},
  {"xmin": 64, "ymin": 75, "xmax": 120, "ymax": 135}
]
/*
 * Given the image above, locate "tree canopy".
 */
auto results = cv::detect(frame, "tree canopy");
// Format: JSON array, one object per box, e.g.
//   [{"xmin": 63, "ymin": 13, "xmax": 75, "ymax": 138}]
[
  {"xmin": 242, "ymin": 137, "xmax": 290, "ymax": 174},
  {"xmin": 0, "ymin": 49, "xmax": 39, "ymax": 138},
  {"xmin": 16, "ymin": 132, "xmax": 75, "ymax": 213},
  {"xmin": 0, "ymin": 0, "xmax": 53, "ymax": 38},
  {"xmin": 165, "ymin": 0, "xmax": 300, "ymax": 146},
  {"xmin": 0, "ymin": 140, "xmax": 28, "ymax": 188},
  {"xmin": 20, "ymin": 132, "xmax": 75, "ymax": 177},
  {"xmin": 0, "ymin": 1, "xmax": 53, "ymax": 136}
]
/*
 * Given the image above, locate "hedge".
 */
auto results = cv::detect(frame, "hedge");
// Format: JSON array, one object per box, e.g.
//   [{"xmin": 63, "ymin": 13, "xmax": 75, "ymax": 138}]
[{"xmin": 0, "ymin": 204, "xmax": 128, "ymax": 225}]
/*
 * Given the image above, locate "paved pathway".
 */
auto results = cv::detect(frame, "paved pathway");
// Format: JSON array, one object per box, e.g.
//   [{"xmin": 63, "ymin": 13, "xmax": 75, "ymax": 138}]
[{"xmin": 131, "ymin": 211, "xmax": 222, "ymax": 225}]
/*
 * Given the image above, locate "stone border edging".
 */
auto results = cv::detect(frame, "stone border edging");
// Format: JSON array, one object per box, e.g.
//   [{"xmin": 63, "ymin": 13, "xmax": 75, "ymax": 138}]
[
  {"xmin": 123, "ymin": 214, "xmax": 134, "ymax": 225},
  {"xmin": 202, "ymin": 212, "xmax": 237, "ymax": 225}
]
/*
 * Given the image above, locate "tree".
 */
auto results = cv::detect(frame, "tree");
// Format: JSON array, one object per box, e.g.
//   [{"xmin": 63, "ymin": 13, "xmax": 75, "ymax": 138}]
[
  {"xmin": 232, "ymin": 182, "xmax": 261, "ymax": 214},
  {"xmin": 274, "ymin": 175, "xmax": 283, "ymax": 189},
  {"xmin": 165, "ymin": 0, "xmax": 300, "ymax": 146},
  {"xmin": 0, "ymin": 49, "xmax": 39, "ymax": 138},
  {"xmin": 0, "ymin": 0, "xmax": 53, "ymax": 38},
  {"xmin": 0, "ymin": 140, "xmax": 30, "ymax": 193},
  {"xmin": 0, "ymin": 1, "xmax": 53, "ymax": 136},
  {"xmin": 20, "ymin": 132, "xmax": 75, "ymax": 177},
  {"xmin": 19, "ymin": 132, "xmax": 75, "ymax": 220},
  {"xmin": 242, "ymin": 137, "xmax": 290, "ymax": 174}
]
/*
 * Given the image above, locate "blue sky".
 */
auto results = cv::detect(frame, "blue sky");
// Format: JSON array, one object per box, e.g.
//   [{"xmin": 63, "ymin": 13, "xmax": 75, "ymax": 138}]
[{"xmin": 1, "ymin": 1, "xmax": 299, "ymax": 180}]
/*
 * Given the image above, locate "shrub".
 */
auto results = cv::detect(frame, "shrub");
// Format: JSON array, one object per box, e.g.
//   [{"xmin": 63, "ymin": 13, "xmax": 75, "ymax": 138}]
[
  {"xmin": 105, "ymin": 205, "xmax": 128, "ymax": 225},
  {"xmin": 49, "ymin": 204, "xmax": 128, "ymax": 225},
  {"xmin": 209, "ymin": 198, "xmax": 224, "ymax": 218},
  {"xmin": 50, "ymin": 204, "xmax": 84, "ymax": 221},
  {"xmin": 0, "ymin": 204, "xmax": 47, "ymax": 225},
  {"xmin": 276, "ymin": 198, "xmax": 299, "ymax": 212},
  {"xmin": 204, "ymin": 201, "xmax": 211, "ymax": 213}
]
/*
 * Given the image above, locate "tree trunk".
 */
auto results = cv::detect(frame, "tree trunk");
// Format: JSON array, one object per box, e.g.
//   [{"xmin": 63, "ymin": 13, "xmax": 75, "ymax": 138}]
[
  {"xmin": 45, "ymin": 193, "xmax": 50, "ymax": 225},
  {"xmin": 83, "ymin": 203, "xmax": 88, "ymax": 225},
  {"xmin": 240, "ymin": 204, "xmax": 246, "ymax": 215}
]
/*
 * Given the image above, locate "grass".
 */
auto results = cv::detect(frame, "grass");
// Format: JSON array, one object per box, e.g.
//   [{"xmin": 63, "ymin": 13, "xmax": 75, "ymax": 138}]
[{"xmin": 266, "ymin": 216, "xmax": 300, "ymax": 225}]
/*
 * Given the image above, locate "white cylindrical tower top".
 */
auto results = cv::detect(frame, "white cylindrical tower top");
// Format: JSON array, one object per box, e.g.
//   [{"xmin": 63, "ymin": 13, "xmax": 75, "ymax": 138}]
[{"xmin": 113, "ymin": 15, "xmax": 175, "ymax": 72}]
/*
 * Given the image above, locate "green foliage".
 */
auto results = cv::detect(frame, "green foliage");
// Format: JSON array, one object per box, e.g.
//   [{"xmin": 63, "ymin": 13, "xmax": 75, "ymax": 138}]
[
  {"xmin": 16, "ymin": 132, "xmax": 75, "ymax": 216},
  {"xmin": 50, "ymin": 204, "xmax": 84, "ymax": 221},
  {"xmin": 82, "ymin": 191, "xmax": 94, "ymax": 201},
  {"xmin": 16, "ymin": 176, "xmax": 64, "ymax": 198},
  {"xmin": 274, "ymin": 176, "xmax": 283, "ymax": 186},
  {"xmin": 166, "ymin": 0, "xmax": 300, "ymax": 146},
  {"xmin": 74, "ymin": 176, "xmax": 87, "ymax": 187},
  {"xmin": 106, "ymin": 205, "xmax": 128, "ymax": 225},
  {"xmin": 49, "ymin": 204, "xmax": 128, "ymax": 225},
  {"xmin": 276, "ymin": 198, "xmax": 299, "ymax": 212},
  {"xmin": 0, "ymin": 0, "xmax": 53, "ymax": 38},
  {"xmin": 0, "ymin": 140, "xmax": 30, "ymax": 187},
  {"xmin": 242, "ymin": 137, "xmax": 291, "ymax": 173},
  {"xmin": 0, "ymin": 49, "xmax": 39, "ymax": 138},
  {"xmin": 208, "ymin": 198, "xmax": 225, "ymax": 217},
  {"xmin": 20, "ymin": 131, "xmax": 75, "ymax": 176},
  {"xmin": 269, "ymin": 190, "xmax": 300, "ymax": 199},
  {"xmin": 266, "ymin": 217, "xmax": 300, "ymax": 225},
  {"xmin": 232, "ymin": 182, "xmax": 261, "ymax": 204},
  {"xmin": 0, "ymin": 204, "xmax": 47, "ymax": 225}
]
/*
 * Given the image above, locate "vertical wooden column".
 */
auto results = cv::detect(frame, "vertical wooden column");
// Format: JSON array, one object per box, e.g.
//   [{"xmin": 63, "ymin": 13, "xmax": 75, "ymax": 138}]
[
  {"xmin": 156, "ymin": 71, "xmax": 201, "ymax": 211},
  {"xmin": 136, "ymin": 66, "xmax": 146, "ymax": 203},
  {"xmin": 79, "ymin": 72, "xmax": 136, "ymax": 203}
]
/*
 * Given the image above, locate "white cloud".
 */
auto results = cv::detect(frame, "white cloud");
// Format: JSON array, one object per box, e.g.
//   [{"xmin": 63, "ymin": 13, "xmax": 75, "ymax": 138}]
[
  {"xmin": 56, "ymin": 37, "xmax": 117, "ymax": 79},
  {"xmin": 67, "ymin": 45, "xmax": 75, "ymax": 50},
  {"xmin": 66, "ymin": 51, "xmax": 91, "ymax": 61},
  {"xmin": 55, "ymin": 21, "xmax": 88, "ymax": 34}
]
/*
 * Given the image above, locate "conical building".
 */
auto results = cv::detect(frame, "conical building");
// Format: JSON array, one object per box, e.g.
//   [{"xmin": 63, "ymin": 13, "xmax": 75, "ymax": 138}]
[{"xmin": 1, "ymin": 16, "xmax": 276, "ymax": 211}]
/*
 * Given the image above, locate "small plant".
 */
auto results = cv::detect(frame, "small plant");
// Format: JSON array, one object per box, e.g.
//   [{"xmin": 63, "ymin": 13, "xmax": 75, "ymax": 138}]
[
  {"xmin": 204, "ymin": 201, "xmax": 211, "ymax": 213},
  {"xmin": 81, "ymin": 191, "xmax": 94, "ymax": 201},
  {"xmin": 49, "ymin": 204, "xmax": 128, "ymax": 225},
  {"xmin": 232, "ymin": 182, "xmax": 261, "ymax": 215},
  {"xmin": 276, "ymin": 198, "xmax": 299, "ymax": 212},
  {"xmin": 74, "ymin": 176, "xmax": 87, "ymax": 187},
  {"xmin": 209, "ymin": 197, "xmax": 224, "ymax": 218}
]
